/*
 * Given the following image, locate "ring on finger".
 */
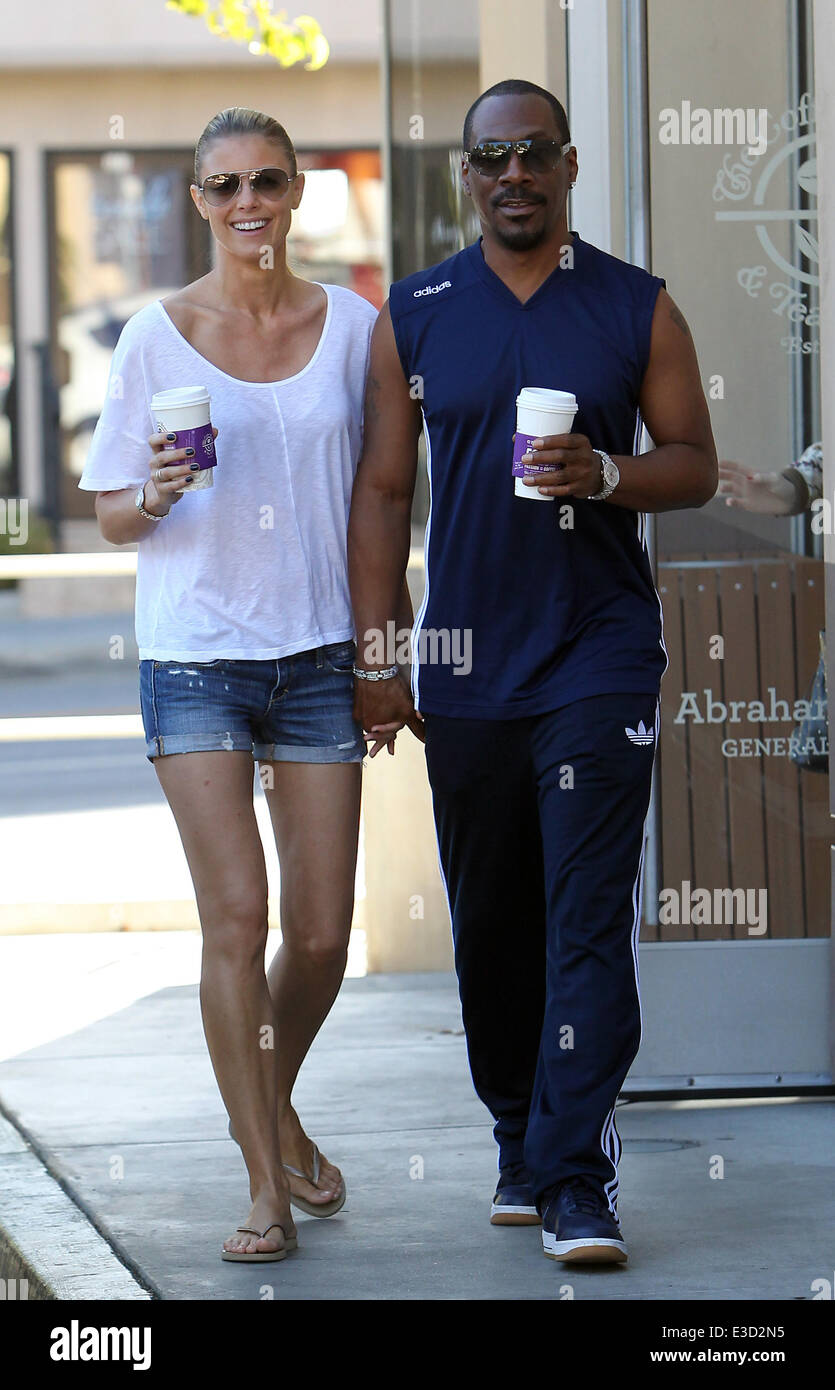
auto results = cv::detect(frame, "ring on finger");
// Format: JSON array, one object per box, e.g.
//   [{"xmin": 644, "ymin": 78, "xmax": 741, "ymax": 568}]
[{"xmin": 154, "ymin": 468, "xmax": 164, "ymax": 482}]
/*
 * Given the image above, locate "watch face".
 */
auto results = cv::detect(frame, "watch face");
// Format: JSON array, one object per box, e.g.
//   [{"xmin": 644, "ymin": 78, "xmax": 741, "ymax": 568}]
[
  {"xmin": 604, "ymin": 459, "xmax": 619, "ymax": 487},
  {"xmin": 135, "ymin": 486, "xmax": 145, "ymax": 507}
]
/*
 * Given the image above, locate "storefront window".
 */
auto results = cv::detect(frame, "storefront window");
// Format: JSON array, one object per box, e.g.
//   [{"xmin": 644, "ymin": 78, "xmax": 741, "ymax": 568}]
[
  {"xmin": 0, "ymin": 152, "xmax": 14, "ymax": 497},
  {"xmin": 289, "ymin": 149, "xmax": 384, "ymax": 307},
  {"xmin": 49, "ymin": 150, "xmax": 207, "ymax": 519},
  {"xmin": 647, "ymin": 0, "xmax": 825, "ymax": 941}
]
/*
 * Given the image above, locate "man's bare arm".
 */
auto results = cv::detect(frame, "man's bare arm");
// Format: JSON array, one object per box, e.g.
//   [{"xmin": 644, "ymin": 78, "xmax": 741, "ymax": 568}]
[
  {"xmin": 514, "ymin": 289, "xmax": 718, "ymax": 511},
  {"xmin": 348, "ymin": 301, "xmax": 423, "ymax": 668},
  {"xmin": 606, "ymin": 288, "xmax": 718, "ymax": 512}
]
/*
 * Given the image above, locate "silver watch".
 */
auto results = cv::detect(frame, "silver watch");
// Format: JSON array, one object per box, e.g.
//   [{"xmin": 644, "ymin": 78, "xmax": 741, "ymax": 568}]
[
  {"xmin": 588, "ymin": 449, "xmax": 620, "ymax": 501},
  {"xmin": 135, "ymin": 483, "xmax": 164, "ymax": 522}
]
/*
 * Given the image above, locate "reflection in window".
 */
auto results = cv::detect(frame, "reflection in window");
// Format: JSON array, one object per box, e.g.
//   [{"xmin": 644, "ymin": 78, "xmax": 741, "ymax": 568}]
[
  {"xmin": 288, "ymin": 150, "xmax": 384, "ymax": 308},
  {"xmin": 51, "ymin": 150, "xmax": 206, "ymax": 518},
  {"xmin": 0, "ymin": 154, "xmax": 13, "ymax": 496}
]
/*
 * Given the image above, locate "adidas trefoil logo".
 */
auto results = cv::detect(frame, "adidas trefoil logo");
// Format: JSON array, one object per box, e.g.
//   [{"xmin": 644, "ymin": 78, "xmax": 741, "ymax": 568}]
[{"xmin": 626, "ymin": 719, "xmax": 655, "ymax": 746}]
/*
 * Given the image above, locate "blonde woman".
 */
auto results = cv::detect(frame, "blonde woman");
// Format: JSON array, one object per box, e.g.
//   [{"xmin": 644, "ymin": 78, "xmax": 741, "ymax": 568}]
[{"xmin": 80, "ymin": 108, "xmax": 384, "ymax": 1263}]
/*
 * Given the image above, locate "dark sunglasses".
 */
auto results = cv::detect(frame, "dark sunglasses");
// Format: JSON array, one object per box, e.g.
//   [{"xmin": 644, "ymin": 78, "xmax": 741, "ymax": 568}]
[
  {"xmin": 195, "ymin": 166, "xmax": 297, "ymax": 206},
  {"xmin": 464, "ymin": 139, "xmax": 572, "ymax": 177}
]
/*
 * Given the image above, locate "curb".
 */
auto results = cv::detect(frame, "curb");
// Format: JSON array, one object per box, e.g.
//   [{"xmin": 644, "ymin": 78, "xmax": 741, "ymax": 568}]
[{"xmin": 0, "ymin": 1111, "xmax": 155, "ymax": 1301}]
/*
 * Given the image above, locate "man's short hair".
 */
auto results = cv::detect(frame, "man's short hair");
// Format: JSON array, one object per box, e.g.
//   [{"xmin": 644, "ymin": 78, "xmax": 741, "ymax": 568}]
[{"xmin": 463, "ymin": 80, "xmax": 571, "ymax": 151}]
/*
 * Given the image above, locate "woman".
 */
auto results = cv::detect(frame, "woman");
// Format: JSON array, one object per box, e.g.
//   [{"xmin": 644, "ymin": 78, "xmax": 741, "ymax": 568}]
[{"xmin": 79, "ymin": 107, "xmax": 399, "ymax": 1263}]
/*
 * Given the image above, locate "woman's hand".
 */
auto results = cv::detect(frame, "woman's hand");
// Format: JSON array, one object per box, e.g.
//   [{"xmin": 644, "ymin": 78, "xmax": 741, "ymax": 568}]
[
  {"xmin": 144, "ymin": 428, "xmax": 219, "ymax": 516},
  {"xmin": 353, "ymin": 672, "xmax": 425, "ymax": 758},
  {"xmin": 717, "ymin": 460, "xmax": 796, "ymax": 515}
]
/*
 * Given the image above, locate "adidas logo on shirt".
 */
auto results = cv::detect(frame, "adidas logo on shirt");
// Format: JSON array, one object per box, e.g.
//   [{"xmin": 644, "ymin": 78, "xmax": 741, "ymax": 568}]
[
  {"xmin": 413, "ymin": 280, "xmax": 452, "ymax": 298},
  {"xmin": 626, "ymin": 720, "xmax": 655, "ymax": 746}
]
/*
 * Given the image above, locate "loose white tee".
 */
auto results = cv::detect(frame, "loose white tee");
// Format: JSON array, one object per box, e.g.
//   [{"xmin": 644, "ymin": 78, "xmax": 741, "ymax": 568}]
[{"xmin": 78, "ymin": 284, "xmax": 377, "ymax": 661}]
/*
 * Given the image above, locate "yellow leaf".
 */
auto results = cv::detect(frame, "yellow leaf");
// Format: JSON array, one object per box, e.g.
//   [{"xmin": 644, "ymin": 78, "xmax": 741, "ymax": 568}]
[
  {"xmin": 294, "ymin": 14, "xmax": 324, "ymax": 38},
  {"xmin": 304, "ymin": 31, "xmax": 329, "ymax": 69},
  {"xmin": 268, "ymin": 33, "xmax": 304, "ymax": 62},
  {"xmin": 171, "ymin": 0, "xmax": 329, "ymax": 69}
]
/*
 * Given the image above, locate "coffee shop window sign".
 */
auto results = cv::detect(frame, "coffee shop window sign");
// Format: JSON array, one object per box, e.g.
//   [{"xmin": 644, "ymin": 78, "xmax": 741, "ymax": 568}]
[{"xmin": 713, "ymin": 92, "xmax": 818, "ymax": 355}]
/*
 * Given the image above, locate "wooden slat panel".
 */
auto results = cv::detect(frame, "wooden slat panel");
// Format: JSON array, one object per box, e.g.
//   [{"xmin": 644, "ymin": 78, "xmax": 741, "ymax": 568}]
[
  {"xmin": 719, "ymin": 568, "xmax": 768, "ymax": 940},
  {"xmin": 679, "ymin": 567, "xmax": 731, "ymax": 940},
  {"xmin": 757, "ymin": 562, "xmax": 806, "ymax": 939},
  {"xmin": 655, "ymin": 567, "xmax": 689, "ymax": 943},
  {"xmin": 793, "ymin": 557, "xmax": 829, "ymax": 938}
]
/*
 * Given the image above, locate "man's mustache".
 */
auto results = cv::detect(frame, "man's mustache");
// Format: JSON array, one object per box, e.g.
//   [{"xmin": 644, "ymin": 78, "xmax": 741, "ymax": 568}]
[{"xmin": 492, "ymin": 194, "xmax": 546, "ymax": 207}]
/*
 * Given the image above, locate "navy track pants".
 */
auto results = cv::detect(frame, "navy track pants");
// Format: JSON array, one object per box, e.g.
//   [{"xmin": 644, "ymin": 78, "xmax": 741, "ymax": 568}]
[{"xmin": 423, "ymin": 692, "xmax": 658, "ymax": 1214}]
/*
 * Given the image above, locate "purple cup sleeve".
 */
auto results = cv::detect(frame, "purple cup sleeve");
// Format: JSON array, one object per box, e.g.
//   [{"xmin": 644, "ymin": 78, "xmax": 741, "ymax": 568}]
[
  {"xmin": 157, "ymin": 423, "xmax": 216, "ymax": 470},
  {"xmin": 512, "ymin": 430, "xmax": 557, "ymax": 479}
]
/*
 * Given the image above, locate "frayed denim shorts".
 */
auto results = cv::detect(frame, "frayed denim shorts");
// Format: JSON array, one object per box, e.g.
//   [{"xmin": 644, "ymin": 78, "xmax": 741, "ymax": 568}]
[{"xmin": 139, "ymin": 640, "xmax": 365, "ymax": 764}]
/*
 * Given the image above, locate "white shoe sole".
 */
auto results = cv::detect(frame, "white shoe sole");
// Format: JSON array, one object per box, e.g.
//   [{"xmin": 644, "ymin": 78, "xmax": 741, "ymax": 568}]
[
  {"xmin": 490, "ymin": 1201, "xmax": 541, "ymax": 1226},
  {"xmin": 542, "ymin": 1233, "xmax": 628, "ymax": 1263}
]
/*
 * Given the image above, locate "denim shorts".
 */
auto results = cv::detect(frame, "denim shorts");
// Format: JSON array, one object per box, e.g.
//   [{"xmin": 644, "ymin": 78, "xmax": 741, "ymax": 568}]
[{"xmin": 138, "ymin": 640, "xmax": 365, "ymax": 763}]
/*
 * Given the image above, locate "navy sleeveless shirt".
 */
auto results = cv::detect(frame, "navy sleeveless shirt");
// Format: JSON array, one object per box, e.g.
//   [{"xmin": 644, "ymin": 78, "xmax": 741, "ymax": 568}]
[{"xmin": 388, "ymin": 233, "xmax": 668, "ymax": 718}]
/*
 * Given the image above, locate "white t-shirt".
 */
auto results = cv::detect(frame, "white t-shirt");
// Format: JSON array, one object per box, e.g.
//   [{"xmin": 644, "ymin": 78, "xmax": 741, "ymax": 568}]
[{"xmin": 78, "ymin": 284, "xmax": 377, "ymax": 661}]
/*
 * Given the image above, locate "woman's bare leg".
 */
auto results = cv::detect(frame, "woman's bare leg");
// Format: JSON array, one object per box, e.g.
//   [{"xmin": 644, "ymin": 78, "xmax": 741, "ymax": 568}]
[
  {"xmin": 153, "ymin": 750, "xmax": 295, "ymax": 1255},
  {"xmin": 261, "ymin": 760, "xmax": 361, "ymax": 1205}
]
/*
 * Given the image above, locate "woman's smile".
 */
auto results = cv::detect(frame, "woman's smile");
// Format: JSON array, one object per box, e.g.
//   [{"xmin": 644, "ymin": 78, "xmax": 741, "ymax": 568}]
[{"xmin": 229, "ymin": 217, "xmax": 271, "ymax": 234}]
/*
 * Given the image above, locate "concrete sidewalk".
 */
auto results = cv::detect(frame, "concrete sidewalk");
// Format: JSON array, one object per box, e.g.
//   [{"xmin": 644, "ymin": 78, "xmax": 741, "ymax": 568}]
[{"xmin": 0, "ymin": 959, "xmax": 832, "ymax": 1301}]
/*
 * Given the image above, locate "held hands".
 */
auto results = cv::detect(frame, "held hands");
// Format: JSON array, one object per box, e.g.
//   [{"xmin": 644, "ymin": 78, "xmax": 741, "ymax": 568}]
[
  {"xmin": 144, "ymin": 428, "xmax": 219, "ymax": 516},
  {"xmin": 517, "ymin": 431, "xmax": 602, "ymax": 498},
  {"xmin": 353, "ymin": 671, "xmax": 425, "ymax": 758}
]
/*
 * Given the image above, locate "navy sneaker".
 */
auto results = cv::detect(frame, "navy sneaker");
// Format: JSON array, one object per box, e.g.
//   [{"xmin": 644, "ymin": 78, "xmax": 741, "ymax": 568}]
[
  {"xmin": 540, "ymin": 1177, "xmax": 628, "ymax": 1263},
  {"xmin": 490, "ymin": 1166, "xmax": 540, "ymax": 1226}
]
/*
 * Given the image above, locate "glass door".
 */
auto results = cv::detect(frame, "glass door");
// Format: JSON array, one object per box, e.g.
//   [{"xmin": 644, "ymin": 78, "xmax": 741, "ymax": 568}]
[
  {"xmin": 626, "ymin": 0, "xmax": 829, "ymax": 1092},
  {"xmin": 0, "ymin": 152, "xmax": 15, "ymax": 500}
]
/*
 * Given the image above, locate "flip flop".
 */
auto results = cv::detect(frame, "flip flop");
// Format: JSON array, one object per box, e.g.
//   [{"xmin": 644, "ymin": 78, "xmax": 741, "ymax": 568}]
[
  {"xmin": 284, "ymin": 1143, "xmax": 347, "ymax": 1219},
  {"xmin": 227, "ymin": 1121, "xmax": 346, "ymax": 1218},
  {"xmin": 221, "ymin": 1222, "xmax": 298, "ymax": 1263}
]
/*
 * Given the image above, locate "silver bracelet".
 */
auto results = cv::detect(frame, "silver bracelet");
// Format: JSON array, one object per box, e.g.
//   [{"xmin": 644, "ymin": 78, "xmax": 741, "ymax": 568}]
[{"xmin": 352, "ymin": 665, "xmax": 398, "ymax": 682}]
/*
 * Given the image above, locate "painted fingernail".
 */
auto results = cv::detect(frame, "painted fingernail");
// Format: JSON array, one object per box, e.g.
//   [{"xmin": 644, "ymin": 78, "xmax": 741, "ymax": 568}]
[
  {"xmin": 183, "ymin": 476, "xmax": 193, "ymax": 484},
  {"xmin": 185, "ymin": 447, "xmax": 195, "ymax": 456},
  {"xmin": 166, "ymin": 433, "xmax": 176, "ymax": 441},
  {"xmin": 190, "ymin": 463, "xmax": 200, "ymax": 471}
]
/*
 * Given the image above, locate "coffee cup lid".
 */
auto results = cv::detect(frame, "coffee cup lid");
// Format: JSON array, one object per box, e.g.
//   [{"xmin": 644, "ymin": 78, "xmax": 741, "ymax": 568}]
[
  {"xmin": 516, "ymin": 387, "xmax": 577, "ymax": 412},
  {"xmin": 151, "ymin": 386, "xmax": 211, "ymax": 410}
]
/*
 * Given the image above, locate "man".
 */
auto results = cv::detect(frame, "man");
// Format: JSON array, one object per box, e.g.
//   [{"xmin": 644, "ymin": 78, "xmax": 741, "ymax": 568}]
[{"xmin": 348, "ymin": 79, "xmax": 717, "ymax": 1264}]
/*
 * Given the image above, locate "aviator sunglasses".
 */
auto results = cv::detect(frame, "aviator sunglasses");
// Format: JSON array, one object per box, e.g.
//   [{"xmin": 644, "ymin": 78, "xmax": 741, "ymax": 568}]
[
  {"xmin": 464, "ymin": 138, "xmax": 572, "ymax": 177},
  {"xmin": 195, "ymin": 166, "xmax": 297, "ymax": 206}
]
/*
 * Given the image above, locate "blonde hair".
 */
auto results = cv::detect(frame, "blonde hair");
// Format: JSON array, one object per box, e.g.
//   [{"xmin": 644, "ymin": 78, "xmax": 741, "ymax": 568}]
[{"xmin": 194, "ymin": 107, "xmax": 297, "ymax": 182}]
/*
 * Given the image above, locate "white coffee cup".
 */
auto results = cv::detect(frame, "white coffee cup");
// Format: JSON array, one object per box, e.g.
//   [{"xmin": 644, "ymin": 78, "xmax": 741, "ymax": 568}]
[
  {"xmin": 513, "ymin": 387, "xmax": 578, "ymax": 501},
  {"xmin": 151, "ymin": 386, "xmax": 216, "ymax": 491}
]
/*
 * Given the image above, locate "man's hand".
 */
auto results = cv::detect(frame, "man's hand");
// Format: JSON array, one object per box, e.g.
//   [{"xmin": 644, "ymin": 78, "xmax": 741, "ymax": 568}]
[
  {"xmin": 353, "ymin": 673, "xmax": 425, "ymax": 758},
  {"xmin": 519, "ymin": 432, "xmax": 602, "ymax": 498}
]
